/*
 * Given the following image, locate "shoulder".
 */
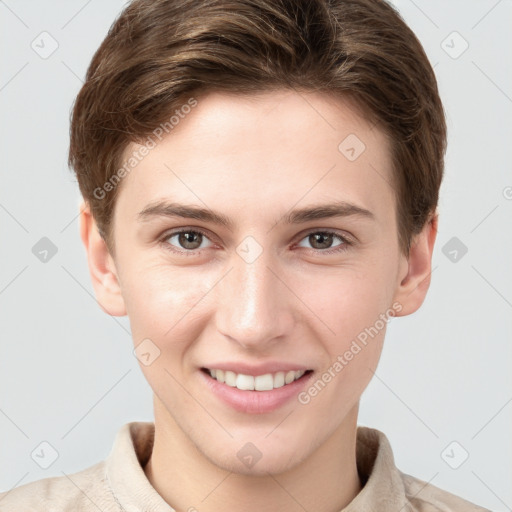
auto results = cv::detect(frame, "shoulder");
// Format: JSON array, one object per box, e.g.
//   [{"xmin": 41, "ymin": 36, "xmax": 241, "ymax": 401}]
[
  {"xmin": 399, "ymin": 470, "xmax": 492, "ymax": 512},
  {"xmin": 0, "ymin": 460, "xmax": 119, "ymax": 512}
]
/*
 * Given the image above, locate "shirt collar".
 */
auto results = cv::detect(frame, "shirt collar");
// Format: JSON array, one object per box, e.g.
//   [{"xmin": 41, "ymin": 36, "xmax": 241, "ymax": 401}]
[
  {"xmin": 105, "ymin": 421, "xmax": 175, "ymax": 511},
  {"xmin": 343, "ymin": 425, "xmax": 411, "ymax": 511}
]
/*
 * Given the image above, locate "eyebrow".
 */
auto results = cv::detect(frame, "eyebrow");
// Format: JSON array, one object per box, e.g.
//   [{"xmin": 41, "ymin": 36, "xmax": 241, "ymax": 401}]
[{"xmin": 137, "ymin": 200, "xmax": 375, "ymax": 230}]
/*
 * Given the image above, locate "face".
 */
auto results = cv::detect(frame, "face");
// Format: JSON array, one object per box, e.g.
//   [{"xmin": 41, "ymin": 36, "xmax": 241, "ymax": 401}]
[{"xmin": 85, "ymin": 89, "xmax": 433, "ymax": 476}]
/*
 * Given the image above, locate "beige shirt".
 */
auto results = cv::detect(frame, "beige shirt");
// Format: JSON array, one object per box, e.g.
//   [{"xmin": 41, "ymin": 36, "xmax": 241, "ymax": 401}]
[{"xmin": 0, "ymin": 422, "xmax": 490, "ymax": 511}]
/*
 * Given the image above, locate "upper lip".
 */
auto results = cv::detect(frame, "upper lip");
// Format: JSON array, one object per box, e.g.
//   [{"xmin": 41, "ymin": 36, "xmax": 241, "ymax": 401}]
[{"xmin": 201, "ymin": 362, "xmax": 312, "ymax": 376}]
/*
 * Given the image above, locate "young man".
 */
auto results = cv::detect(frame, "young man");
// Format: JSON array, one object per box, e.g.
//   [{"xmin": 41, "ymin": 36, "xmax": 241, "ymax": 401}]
[{"xmin": 0, "ymin": 0, "xmax": 490, "ymax": 510}]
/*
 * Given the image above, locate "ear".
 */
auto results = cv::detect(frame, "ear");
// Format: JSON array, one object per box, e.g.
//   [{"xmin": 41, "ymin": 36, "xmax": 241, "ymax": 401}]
[
  {"xmin": 79, "ymin": 201, "xmax": 127, "ymax": 316},
  {"xmin": 393, "ymin": 212, "xmax": 438, "ymax": 316}
]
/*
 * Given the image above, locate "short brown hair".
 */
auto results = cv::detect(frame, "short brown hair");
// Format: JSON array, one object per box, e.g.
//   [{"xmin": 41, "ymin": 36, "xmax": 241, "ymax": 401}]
[{"xmin": 68, "ymin": 0, "xmax": 446, "ymax": 257}]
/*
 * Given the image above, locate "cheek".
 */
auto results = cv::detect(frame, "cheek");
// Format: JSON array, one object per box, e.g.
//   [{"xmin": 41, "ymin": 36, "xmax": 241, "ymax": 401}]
[
  {"xmin": 121, "ymin": 265, "xmax": 214, "ymax": 401},
  {"xmin": 298, "ymin": 329, "xmax": 385, "ymax": 415},
  {"xmin": 296, "ymin": 263, "xmax": 393, "ymax": 399},
  {"xmin": 121, "ymin": 261, "xmax": 215, "ymax": 348},
  {"xmin": 298, "ymin": 262, "xmax": 396, "ymax": 338}
]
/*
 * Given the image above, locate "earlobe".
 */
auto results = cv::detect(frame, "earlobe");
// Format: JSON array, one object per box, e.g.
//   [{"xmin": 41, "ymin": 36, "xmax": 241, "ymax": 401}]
[
  {"xmin": 393, "ymin": 213, "xmax": 438, "ymax": 317},
  {"xmin": 79, "ymin": 201, "xmax": 127, "ymax": 317}
]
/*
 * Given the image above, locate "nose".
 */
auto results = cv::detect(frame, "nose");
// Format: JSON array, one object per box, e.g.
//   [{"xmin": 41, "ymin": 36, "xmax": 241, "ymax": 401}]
[{"xmin": 215, "ymin": 247, "xmax": 294, "ymax": 352}]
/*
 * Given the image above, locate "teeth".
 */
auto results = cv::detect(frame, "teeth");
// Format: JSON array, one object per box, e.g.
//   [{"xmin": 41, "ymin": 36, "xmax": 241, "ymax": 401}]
[
  {"xmin": 255, "ymin": 374, "xmax": 274, "ymax": 391},
  {"xmin": 274, "ymin": 371, "xmax": 285, "ymax": 388},
  {"xmin": 207, "ymin": 368, "xmax": 307, "ymax": 391},
  {"xmin": 225, "ymin": 370, "xmax": 236, "ymax": 387},
  {"xmin": 285, "ymin": 370, "xmax": 296, "ymax": 384},
  {"xmin": 236, "ymin": 373, "xmax": 255, "ymax": 390}
]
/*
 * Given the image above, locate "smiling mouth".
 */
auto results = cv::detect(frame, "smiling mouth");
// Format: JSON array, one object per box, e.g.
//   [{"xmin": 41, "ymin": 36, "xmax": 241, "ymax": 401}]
[{"xmin": 200, "ymin": 367, "xmax": 313, "ymax": 391}]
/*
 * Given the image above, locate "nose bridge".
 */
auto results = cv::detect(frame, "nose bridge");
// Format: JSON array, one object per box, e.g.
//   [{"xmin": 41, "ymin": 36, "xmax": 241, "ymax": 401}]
[{"xmin": 216, "ymin": 246, "xmax": 291, "ymax": 348}]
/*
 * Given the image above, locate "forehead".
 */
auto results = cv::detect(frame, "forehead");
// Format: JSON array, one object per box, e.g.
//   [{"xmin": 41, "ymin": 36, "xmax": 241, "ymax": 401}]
[{"xmin": 115, "ymin": 89, "xmax": 395, "ymax": 226}]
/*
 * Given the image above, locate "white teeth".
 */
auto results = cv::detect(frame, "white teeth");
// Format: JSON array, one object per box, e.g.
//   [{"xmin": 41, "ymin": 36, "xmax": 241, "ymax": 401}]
[
  {"xmin": 285, "ymin": 370, "xmax": 296, "ymax": 384},
  {"xmin": 236, "ymin": 373, "xmax": 254, "ymax": 390},
  {"xmin": 254, "ymin": 374, "xmax": 274, "ymax": 391},
  {"xmin": 225, "ymin": 371, "xmax": 237, "ymax": 387},
  {"xmin": 207, "ymin": 368, "xmax": 307, "ymax": 390},
  {"xmin": 273, "ymin": 371, "xmax": 285, "ymax": 388}
]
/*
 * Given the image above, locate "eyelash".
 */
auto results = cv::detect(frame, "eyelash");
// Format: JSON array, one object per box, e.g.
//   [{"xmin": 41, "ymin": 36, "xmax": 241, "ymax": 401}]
[{"xmin": 159, "ymin": 228, "xmax": 354, "ymax": 256}]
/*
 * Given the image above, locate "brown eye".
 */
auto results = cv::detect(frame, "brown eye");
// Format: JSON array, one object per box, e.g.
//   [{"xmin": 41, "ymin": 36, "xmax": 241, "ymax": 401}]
[
  {"xmin": 309, "ymin": 232, "xmax": 335, "ymax": 250},
  {"xmin": 164, "ymin": 229, "xmax": 212, "ymax": 252},
  {"xmin": 178, "ymin": 231, "xmax": 202, "ymax": 249},
  {"xmin": 296, "ymin": 231, "xmax": 351, "ymax": 254}
]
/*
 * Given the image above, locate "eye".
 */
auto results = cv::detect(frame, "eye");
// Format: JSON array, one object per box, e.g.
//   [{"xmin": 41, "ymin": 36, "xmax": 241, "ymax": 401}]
[
  {"xmin": 162, "ymin": 228, "xmax": 213, "ymax": 254},
  {"xmin": 296, "ymin": 230, "xmax": 352, "ymax": 254},
  {"xmin": 160, "ymin": 228, "xmax": 353, "ymax": 256}
]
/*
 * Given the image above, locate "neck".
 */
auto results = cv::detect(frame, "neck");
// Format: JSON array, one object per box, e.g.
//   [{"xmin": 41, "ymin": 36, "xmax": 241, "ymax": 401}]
[{"xmin": 144, "ymin": 397, "xmax": 362, "ymax": 512}]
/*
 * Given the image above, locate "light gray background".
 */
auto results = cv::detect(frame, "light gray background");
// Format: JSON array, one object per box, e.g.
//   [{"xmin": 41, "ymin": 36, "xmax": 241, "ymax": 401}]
[{"xmin": 1, "ymin": 1, "xmax": 511, "ymax": 510}]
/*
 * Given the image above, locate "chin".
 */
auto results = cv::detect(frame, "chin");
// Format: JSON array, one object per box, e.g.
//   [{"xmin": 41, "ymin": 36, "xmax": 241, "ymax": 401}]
[{"xmin": 204, "ymin": 439, "xmax": 307, "ymax": 477}]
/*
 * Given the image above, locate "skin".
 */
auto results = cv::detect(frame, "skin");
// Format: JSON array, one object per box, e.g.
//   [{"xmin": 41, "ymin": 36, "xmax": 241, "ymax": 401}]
[{"xmin": 80, "ymin": 89, "xmax": 437, "ymax": 512}]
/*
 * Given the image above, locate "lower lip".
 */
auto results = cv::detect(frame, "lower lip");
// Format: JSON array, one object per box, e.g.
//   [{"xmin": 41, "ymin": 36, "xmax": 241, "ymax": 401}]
[{"xmin": 199, "ymin": 369, "xmax": 314, "ymax": 414}]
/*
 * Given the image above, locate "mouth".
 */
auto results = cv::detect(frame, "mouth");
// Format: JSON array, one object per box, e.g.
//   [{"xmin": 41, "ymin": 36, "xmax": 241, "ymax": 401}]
[{"xmin": 200, "ymin": 367, "xmax": 314, "ymax": 391}]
